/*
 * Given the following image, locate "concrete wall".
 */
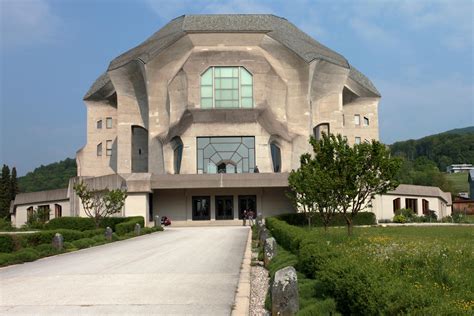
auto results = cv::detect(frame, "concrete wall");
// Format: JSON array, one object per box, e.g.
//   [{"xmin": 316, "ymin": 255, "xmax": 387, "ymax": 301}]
[
  {"xmin": 79, "ymin": 32, "xmax": 380, "ymax": 177},
  {"xmin": 369, "ymin": 194, "xmax": 450, "ymax": 221},
  {"xmin": 124, "ymin": 193, "xmax": 150, "ymax": 225},
  {"xmin": 152, "ymin": 187, "xmax": 294, "ymax": 222},
  {"xmin": 13, "ymin": 200, "xmax": 71, "ymax": 228}
]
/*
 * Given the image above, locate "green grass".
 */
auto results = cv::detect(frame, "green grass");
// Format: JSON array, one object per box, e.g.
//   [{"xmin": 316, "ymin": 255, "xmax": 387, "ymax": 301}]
[
  {"xmin": 446, "ymin": 172, "xmax": 469, "ymax": 194},
  {"xmin": 267, "ymin": 218, "xmax": 474, "ymax": 315}
]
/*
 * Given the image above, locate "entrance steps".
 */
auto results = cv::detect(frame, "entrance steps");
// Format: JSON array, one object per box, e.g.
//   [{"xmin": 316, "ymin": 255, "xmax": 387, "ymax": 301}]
[{"xmin": 169, "ymin": 219, "xmax": 247, "ymax": 227}]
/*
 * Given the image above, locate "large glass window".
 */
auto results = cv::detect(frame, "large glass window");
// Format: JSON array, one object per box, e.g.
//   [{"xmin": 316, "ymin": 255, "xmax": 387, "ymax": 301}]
[
  {"xmin": 197, "ymin": 136, "xmax": 255, "ymax": 174},
  {"xmin": 192, "ymin": 196, "xmax": 210, "ymax": 221},
  {"xmin": 200, "ymin": 67, "xmax": 253, "ymax": 109},
  {"xmin": 171, "ymin": 137, "xmax": 183, "ymax": 174},
  {"xmin": 215, "ymin": 196, "xmax": 234, "ymax": 220},
  {"xmin": 270, "ymin": 142, "xmax": 281, "ymax": 173}
]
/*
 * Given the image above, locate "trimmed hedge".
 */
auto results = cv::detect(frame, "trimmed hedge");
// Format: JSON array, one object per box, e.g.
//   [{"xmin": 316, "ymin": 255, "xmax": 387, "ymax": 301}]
[
  {"xmin": 0, "ymin": 235, "xmax": 15, "ymax": 253},
  {"xmin": 115, "ymin": 216, "xmax": 145, "ymax": 235},
  {"xmin": 45, "ymin": 217, "xmax": 95, "ymax": 231},
  {"xmin": 275, "ymin": 212, "xmax": 376, "ymax": 227}
]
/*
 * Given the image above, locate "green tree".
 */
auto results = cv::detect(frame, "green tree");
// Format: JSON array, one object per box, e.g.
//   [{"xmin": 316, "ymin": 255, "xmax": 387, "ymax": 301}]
[
  {"xmin": 73, "ymin": 181, "xmax": 127, "ymax": 228},
  {"xmin": 10, "ymin": 167, "xmax": 18, "ymax": 202},
  {"xmin": 0, "ymin": 165, "xmax": 11, "ymax": 219}
]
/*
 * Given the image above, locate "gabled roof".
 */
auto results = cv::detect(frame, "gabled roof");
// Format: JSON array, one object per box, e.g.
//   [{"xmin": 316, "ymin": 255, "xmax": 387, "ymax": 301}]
[
  {"xmin": 387, "ymin": 184, "xmax": 452, "ymax": 205},
  {"xmin": 85, "ymin": 14, "xmax": 380, "ymax": 99},
  {"xmin": 13, "ymin": 188, "xmax": 69, "ymax": 206}
]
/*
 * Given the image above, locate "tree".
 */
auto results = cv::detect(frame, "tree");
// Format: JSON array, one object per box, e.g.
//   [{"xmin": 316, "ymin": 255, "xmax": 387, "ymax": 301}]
[
  {"xmin": 288, "ymin": 138, "xmax": 340, "ymax": 230},
  {"xmin": 10, "ymin": 167, "xmax": 18, "ymax": 201},
  {"xmin": 0, "ymin": 165, "xmax": 11, "ymax": 219},
  {"xmin": 73, "ymin": 181, "xmax": 127, "ymax": 228},
  {"xmin": 332, "ymin": 136, "xmax": 401, "ymax": 235}
]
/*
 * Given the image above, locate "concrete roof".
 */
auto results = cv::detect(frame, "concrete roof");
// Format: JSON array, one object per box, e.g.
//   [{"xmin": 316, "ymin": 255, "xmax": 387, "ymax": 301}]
[
  {"xmin": 387, "ymin": 184, "xmax": 452, "ymax": 205},
  {"xmin": 85, "ymin": 14, "xmax": 379, "ymax": 99},
  {"xmin": 13, "ymin": 188, "xmax": 69, "ymax": 206}
]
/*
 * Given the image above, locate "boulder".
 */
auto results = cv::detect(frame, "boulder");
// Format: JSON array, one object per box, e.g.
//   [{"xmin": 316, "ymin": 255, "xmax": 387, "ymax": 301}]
[
  {"xmin": 134, "ymin": 223, "xmax": 141, "ymax": 235},
  {"xmin": 272, "ymin": 266, "xmax": 299, "ymax": 316},
  {"xmin": 105, "ymin": 226, "xmax": 113, "ymax": 241},
  {"xmin": 264, "ymin": 237, "xmax": 277, "ymax": 267},
  {"xmin": 259, "ymin": 228, "xmax": 269, "ymax": 247},
  {"xmin": 52, "ymin": 233, "xmax": 63, "ymax": 251}
]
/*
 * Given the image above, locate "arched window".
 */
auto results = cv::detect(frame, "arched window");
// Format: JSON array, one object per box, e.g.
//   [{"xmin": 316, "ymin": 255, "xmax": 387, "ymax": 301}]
[
  {"xmin": 171, "ymin": 137, "xmax": 183, "ymax": 174},
  {"xmin": 270, "ymin": 142, "xmax": 281, "ymax": 173},
  {"xmin": 393, "ymin": 198, "xmax": 401, "ymax": 213},
  {"xmin": 200, "ymin": 67, "xmax": 253, "ymax": 109},
  {"xmin": 313, "ymin": 123, "xmax": 330, "ymax": 141}
]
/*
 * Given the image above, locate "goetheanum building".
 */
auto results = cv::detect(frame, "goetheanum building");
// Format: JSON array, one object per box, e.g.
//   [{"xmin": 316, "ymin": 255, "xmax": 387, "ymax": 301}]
[{"xmin": 12, "ymin": 14, "xmax": 396, "ymax": 226}]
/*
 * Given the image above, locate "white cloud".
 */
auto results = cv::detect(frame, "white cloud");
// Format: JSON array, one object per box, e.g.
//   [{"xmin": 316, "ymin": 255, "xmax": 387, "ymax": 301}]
[
  {"xmin": 0, "ymin": 0, "xmax": 61, "ymax": 49},
  {"xmin": 349, "ymin": 18, "xmax": 399, "ymax": 47}
]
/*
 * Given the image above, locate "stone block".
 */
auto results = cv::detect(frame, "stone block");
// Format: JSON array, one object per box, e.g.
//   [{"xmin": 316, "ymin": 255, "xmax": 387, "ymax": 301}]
[
  {"xmin": 272, "ymin": 266, "xmax": 299, "ymax": 316},
  {"xmin": 259, "ymin": 227, "xmax": 269, "ymax": 247},
  {"xmin": 134, "ymin": 223, "xmax": 141, "ymax": 235},
  {"xmin": 105, "ymin": 226, "xmax": 113, "ymax": 241},
  {"xmin": 154, "ymin": 215, "xmax": 161, "ymax": 227},
  {"xmin": 52, "ymin": 233, "xmax": 63, "ymax": 251},
  {"xmin": 264, "ymin": 237, "xmax": 277, "ymax": 267}
]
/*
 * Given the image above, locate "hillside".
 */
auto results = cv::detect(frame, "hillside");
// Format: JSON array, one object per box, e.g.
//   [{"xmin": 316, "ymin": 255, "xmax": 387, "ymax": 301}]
[
  {"xmin": 390, "ymin": 126, "xmax": 474, "ymax": 172},
  {"xmin": 18, "ymin": 158, "xmax": 77, "ymax": 193}
]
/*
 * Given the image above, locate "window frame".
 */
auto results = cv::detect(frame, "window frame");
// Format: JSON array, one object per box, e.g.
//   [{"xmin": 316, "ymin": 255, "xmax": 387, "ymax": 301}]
[
  {"xmin": 354, "ymin": 114, "xmax": 361, "ymax": 126},
  {"xmin": 106, "ymin": 140, "xmax": 112, "ymax": 156},
  {"xmin": 355, "ymin": 137, "xmax": 361, "ymax": 145},
  {"xmin": 200, "ymin": 66, "xmax": 254, "ymax": 109},
  {"xmin": 97, "ymin": 142, "xmax": 103, "ymax": 157},
  {"xmin": 106, "ymin": 117, "xmax": 113, "ymax": 129},
  {"xmin": 97, "ymin": 120, "xmax": 102, "ymax": 129}
]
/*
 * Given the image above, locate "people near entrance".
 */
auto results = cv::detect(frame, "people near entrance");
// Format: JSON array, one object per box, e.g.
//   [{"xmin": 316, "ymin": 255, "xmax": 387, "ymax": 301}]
[
  {"xmin": 161, "ymin": 216, "xmax": 171, "ymax": 226},
  {"xmin": 241, "ymin": 209, "xmax": 255, "ymax": 226},
  {"xmin": 248, "ymin": 210, "xmax": 255, "ymax": 226},
  {"xmin": 254, "ymin": 165, "xmax": 260, "ymax": 173},
  {"xmin": 242, "ymin": 210, "xmax": 247, "ymax": 226}
]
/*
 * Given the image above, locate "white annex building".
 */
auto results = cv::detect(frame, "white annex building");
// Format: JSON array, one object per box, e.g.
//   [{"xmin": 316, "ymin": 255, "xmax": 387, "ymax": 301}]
[{"xmin": 10, "ymin": 15, "xmax": 451, "ymax": 227}]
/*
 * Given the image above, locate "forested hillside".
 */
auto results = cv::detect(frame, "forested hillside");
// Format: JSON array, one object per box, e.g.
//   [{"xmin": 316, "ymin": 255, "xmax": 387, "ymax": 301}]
[
  {"xmin": 390, "ymin": 126, "xmax": 474, "ymax": 171},
  {"xmin": 18, "ymin": 158, "xmax": 77, "ymax": 193}
]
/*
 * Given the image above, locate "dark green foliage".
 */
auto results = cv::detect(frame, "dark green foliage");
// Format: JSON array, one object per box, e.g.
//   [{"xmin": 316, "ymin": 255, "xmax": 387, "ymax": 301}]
[
  {"xmin": 22, "ymin": 229, "xmax": 85, "ymax": 247},
  {"xmin": 99, "ymin": 217, "xmax": 130, "ymax": 230},
  {"xmin": 276, "ymin": 212, "xmax": 376, "ymax": 227},
  {"xmin": 35, "ymin": 244, "xmax": 60, "ymax": 256},
  {"xmin": 0, "ymin": 218, "xmax": 14, "ymax": 231},
  {"xmin": 71, "ymin": 238, "xmax": 96, "ymax": 249},
  {"xmin": 45, "ymin": 217, "xmax": 95, "ymax": 231},
  {"xmin": 0, "ymin": 235, "xmax": 15, "ymax": 252},
  {"xmin": 18, "ymin": 158, "xmax": 77, "ymax": 193},
  {"xmin": 0, "ymin": 165, "xmax": 11, "ymax": 219},
  {"xmin": 395, "ymin": 157, "xmax": 452, "ymax": 193},
  {"xmin": 390, "ymin": 127, "xmax": 474, "ymax": 171},
  {"xmin": 82, "ymin": 228, "xmax": 106, "ymax": 238},
  {"xmin": 115, "ymin": 216, "xmax": 145, "ymax": 235}
]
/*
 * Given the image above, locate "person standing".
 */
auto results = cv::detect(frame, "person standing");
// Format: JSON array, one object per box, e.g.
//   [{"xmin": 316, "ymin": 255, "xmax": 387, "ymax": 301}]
[
  {"xmin": 248, "ymin": 210, "xmax": 255, "ymax": 226},
  {"xmin": 242, "ymin": 209, "xmax": 247, "ymax": 226}
]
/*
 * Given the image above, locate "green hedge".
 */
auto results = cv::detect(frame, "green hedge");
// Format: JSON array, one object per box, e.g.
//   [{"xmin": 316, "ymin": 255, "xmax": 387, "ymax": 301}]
[
  {"xmin": 45, "ymin": 217, "xmax": 95, "ymax": 231},
  {"xmin": 115, "ymin": 216, "xmax": 145, "ymax": 235},
  {"xmin": 0, "ymin": 235, "xmax": 15, "ymax": 253},
  {"xmin": 275, "ymin": 212, "xmax": 376, "ymax": 227}
]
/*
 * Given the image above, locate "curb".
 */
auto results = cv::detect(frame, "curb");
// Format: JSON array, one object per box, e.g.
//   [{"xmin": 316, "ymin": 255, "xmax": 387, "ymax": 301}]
[{"xmin": 232, "ymin": 227, "xmax": 252, "ymax": 316}]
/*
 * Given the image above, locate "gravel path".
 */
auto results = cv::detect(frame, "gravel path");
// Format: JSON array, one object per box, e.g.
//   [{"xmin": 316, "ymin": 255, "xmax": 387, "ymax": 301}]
[{"xmin": 250, "ymin": 251, "xmax": 270, "ymax": 315}]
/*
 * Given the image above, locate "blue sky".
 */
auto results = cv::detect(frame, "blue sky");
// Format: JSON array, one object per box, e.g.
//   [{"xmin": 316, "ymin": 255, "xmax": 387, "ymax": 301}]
[{"xmin": 1, "ymin": 0, "xmax": 473, "ymax": 176}]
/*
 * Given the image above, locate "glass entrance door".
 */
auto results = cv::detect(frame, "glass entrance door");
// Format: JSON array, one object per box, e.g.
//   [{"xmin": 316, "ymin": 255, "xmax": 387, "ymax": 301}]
[
  {"xmin": 238, "ymin": 195, "xmax": 257, "ymax": 219},
  {"xmin": 215, "ymin": 196, "xmax": 234, "ymax": 220},
  {"xmin": 192, "ymin": 196, "xmax": 210, "ymax": 220}
]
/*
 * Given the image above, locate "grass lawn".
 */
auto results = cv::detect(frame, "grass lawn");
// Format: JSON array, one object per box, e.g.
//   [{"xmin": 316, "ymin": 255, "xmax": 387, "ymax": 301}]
[
  {"xmin": 266, "ymin": 219, "xmax": 474, "ymax": 315},
  {"xmin": 446, "ymin": 172, "xmax": 469, "ymax": 194}
]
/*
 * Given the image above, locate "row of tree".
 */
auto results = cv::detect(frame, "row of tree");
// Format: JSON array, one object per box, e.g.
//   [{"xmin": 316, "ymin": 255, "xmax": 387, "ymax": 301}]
[
  {"xmin": 0, "ymin": 165, "xmax": 19, "ymax": 219},
  {"xmin": 18, "ymin": 158, "xmax": 77, "ymax": 193},
  {"xmin": 288, "ymin": 134, "xmax": 400, "ymax": 235}
]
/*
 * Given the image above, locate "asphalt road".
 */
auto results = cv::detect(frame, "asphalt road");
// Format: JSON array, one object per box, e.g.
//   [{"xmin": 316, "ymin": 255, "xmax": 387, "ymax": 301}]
[{"xmin": 0, "ymin": 226, "xmax": 250, "ymax": 315}]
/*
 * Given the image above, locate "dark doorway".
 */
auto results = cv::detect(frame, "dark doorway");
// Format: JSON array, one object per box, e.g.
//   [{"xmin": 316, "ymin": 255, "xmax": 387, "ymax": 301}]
[
  {"xmin": 215, "ymin": 196, "xmax": 234, "ymax": 220},
  {"xmin": 238, "ymin": 195, "xmax": 257, "ymax": 219},
  {"xmin": 192, "ymin": 196, "xmax": 210, "ymax": 220}
]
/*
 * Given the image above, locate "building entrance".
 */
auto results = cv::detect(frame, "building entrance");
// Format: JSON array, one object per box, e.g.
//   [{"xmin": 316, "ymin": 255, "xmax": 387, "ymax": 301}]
[
  {"xmin": 192, "ymin": 196, "xmax": 210, "ymax": 220},
  {"xmin": 215, "ymin": 196, "xmax": 234, "ymax": 220},
  {"xmin": 238, "ymin": 195, "xmax": 257, "ymax": 219}
]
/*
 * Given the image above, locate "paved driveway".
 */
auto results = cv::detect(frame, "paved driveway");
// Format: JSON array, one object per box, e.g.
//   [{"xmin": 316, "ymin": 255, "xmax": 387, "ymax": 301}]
[{"xmin": 0, "ymin": 226, "xmax": 250, "ymax": 315}]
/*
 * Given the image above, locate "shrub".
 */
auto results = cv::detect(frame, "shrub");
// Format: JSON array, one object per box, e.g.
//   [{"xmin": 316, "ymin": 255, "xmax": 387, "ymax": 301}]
[
  {"xmin": 23, "ymin": 229, "xmax": 85, "ymax": 247},
  {"xmin": 35, "ymin": 244, "xmax": 60, "ymax": 256},
  {"xmin": 115, "ymin": 216, "xmax": 144, "ymax": 235},
  {"xmin": 13, "ymin": 248, "xmax": 40, "ymax": 263},
  {"xmin": 45, "ymin": 217, "xmax": 95, "ymax": 231},
  {"xmin": 275, "ymin": 212, "xmax": 376, "ymax": 227},
  {"xmin": 0, "ymin": 253, "xmax": 15, "ymax": 266},
  {"xmin": 71, "ymin": 238, "xmax": 96, "ymax": 249},
  {"xmin": 99, "ymin": 217, "xmax": 129, "ymax": 230},
  {"xmin": 393, "ymin": 214, "xmax": 407, "ymax": 223},
  {"xmin": 82, "ymin": 228, "xmax": 105, "ymax": 238},
  {"xmin": 0, "ymin": 218, "xmax": 14, "ymax": 231},
  {"xmin": 0, "ymin": 235, "xmax": 15, "ymax": 253}
]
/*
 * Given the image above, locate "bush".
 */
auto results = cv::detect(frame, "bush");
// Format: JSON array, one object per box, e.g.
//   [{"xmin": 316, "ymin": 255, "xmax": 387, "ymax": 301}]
[
  {"xmin": 393, "ymin": 214, "xmax": 407, "ymax": 223},
  {"xmin": 13, "ymin": 248, "xmax": 40, "ymax": 263},
  {"xmin": 22, "ymin": 229, "xmax": 85, "ymax": 247},
  {"xmin": 115, "ymin": 216, "xmax": 144, "ymax": 235},
  {"xmin": 0, "ymin": 218, "xmax": 14, "ymax": 231},
  {"xmin": 71, "ymin": 238, "xmax": 96, "ymax": 249},
  {"xmin": 82, "ymin": 228, "xmax": 105, "ymax": 238},
  {"xmin": 35, "ymin": 244, "xmax": 60, "ymax": 256},
  {"xmin": 45, "ymin": 217, "xmax": 95, "ymax": 231},
  {"xmin": 0, "ymin": 235, "xmax": 15, "ymax": 252},
  {"xmin": 275, "ymin": 212, "xmax": 376, "ymax": 227},
  {"xmin": 99, "ymin": 217, "xmax": 129, "ymax": 230}
]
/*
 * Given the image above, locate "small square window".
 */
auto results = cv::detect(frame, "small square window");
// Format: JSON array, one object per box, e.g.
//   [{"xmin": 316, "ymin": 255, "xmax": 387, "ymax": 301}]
[
  {"xmin": 97, "ymin": 143, "xmax": 102, "ymax": 156},
  {"xmin": 106, "ymin": 140, "xmax": 112, "ymax": 156},
  {"xmin": 355, "ymin": 137, "xmax": 361, "ymax": 145},
  {"xmin": 364, "ymin": 117, "xmax": 369, "ymax": 126},
  {"xmin": 106, "ymin": 117, "xmax": 113, "ymax": 129},
  {"xmin": 97, "ymin": 120, "xmax": 102, "ymax": 129},
  {"xmin": 354, "ymin": 114, "xmax": 360, "ymax": 126}
]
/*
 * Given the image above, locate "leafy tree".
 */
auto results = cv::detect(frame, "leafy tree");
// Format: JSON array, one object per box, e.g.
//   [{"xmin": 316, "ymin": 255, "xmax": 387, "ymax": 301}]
[
  {"xmin": 0, "ymin": 165, "xmax": 11, "ymax": 219},
  {"xmin": 395, "ymin": 157, "xmax": 452, "ymax": 193},
  {"xmin": 290, "ymin": 134, "xmax": 400, "ymax": 236},
  {"xmin": 288, "ymin": 138, "xmax": 339, "ymax": 230},
  {"xmin": 18, "ymin": 158, "xmax": 77, "ymax": 193},
  {"xmin": 73, "ymin": 181, "xmax": 127, "ymax": 228},
  {"xmin": 10, "ymin": 167, "xmax": 18, "ymax": 202}
]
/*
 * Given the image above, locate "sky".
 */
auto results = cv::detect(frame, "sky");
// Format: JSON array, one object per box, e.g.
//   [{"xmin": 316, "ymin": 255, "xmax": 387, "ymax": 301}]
[{"xmin": 0, "ymin": 0, "xmax": 473, "ymax": 176}]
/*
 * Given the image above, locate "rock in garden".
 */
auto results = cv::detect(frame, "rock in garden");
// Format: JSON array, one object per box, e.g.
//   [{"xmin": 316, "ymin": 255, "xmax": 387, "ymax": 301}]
[
  {"xmin": 105, "ymin": 226, "xmax": 113, "ymax": 241},
  {"xmin": 259, "ymin": 228, "xmax": 269, "ymax": 247},
  {"xmin": 134, "ymin": 223, "xmax": 141, "ymax": 235},
  {"xmin": 154, "ymin": 215, "xmax": 161, "ymax": 227},
  {"xmin": 264, "ymin": 237, "xmax": 277, "ymax": 267},
  {"xmin": 52, "ymin": 233, "xmax": 64, "ymax": 251},
  {"xmin": 272, "ymin": 266, "xmax": 299, "ymax": 316}
]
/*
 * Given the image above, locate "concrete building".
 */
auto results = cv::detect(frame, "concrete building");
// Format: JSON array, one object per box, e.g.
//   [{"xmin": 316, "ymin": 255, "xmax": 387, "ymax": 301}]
[
  {"xmin": 13, "ymin": 14, "xmax": 425, "ymax": 227},
  {"xmin": 370, "ymin": 184, "xmax": 452, "ymax": 221},
  {"xmin": 446, "ymin": 164, "xmax": 474, "ymax": 173}
]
